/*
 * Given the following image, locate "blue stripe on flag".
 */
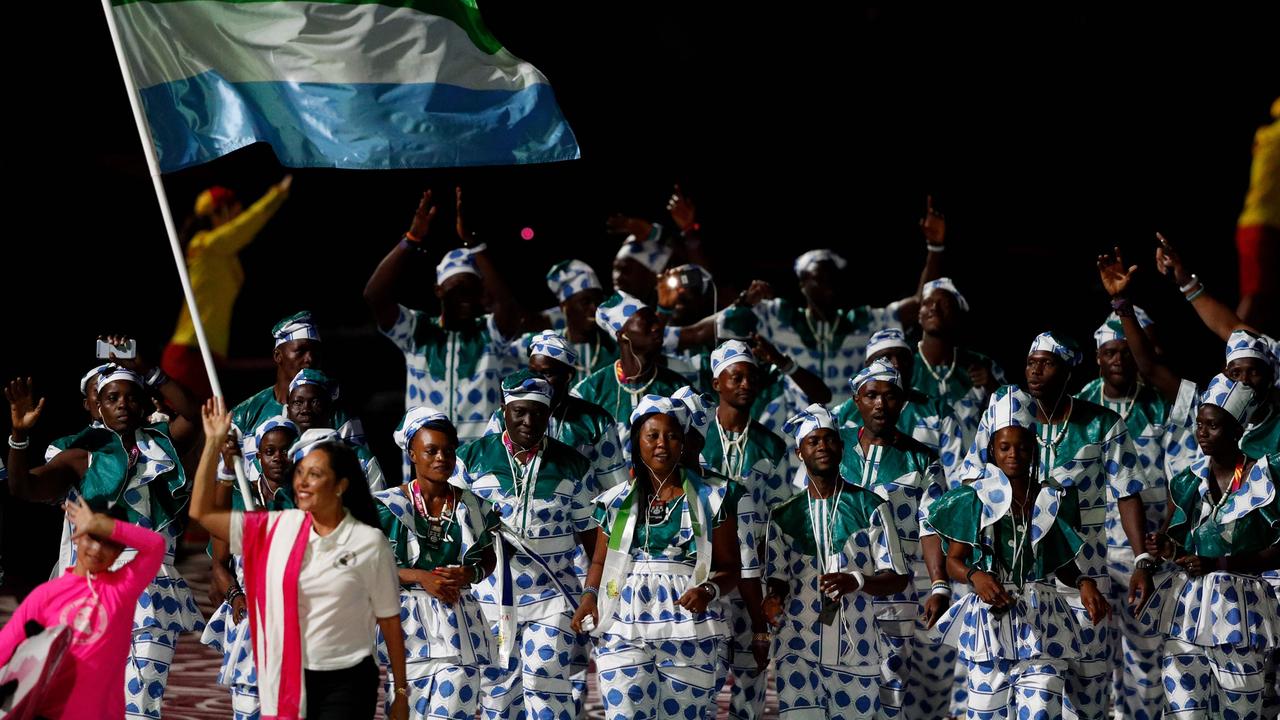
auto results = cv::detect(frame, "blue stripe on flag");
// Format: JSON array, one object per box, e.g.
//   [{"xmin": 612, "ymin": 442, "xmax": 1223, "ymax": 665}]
[{"xmin": 139, "ymin": 70, "xmax": 580, "ymax": 172}]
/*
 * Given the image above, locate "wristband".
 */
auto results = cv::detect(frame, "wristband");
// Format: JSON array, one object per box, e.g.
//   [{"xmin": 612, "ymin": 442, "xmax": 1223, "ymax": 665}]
[
  {"xmin": 849, "ymin": 570, "xmax": 865, "ymax": 593},
  {"xmin": 8, "ymin": 435, "xmax": 30, "ymax": 450},
  {"xmin": 925, "ymin": 243, "xmax": 945, "ymax": 253},
  {"xmin": 1178, "ymin": 274, "xmax": 1200, "ymax": 293},
  {"xmin": 1185, "ymin": 286, "xmax": 1206, "ymax": 302},
  {"xmin": 144, "ymin": 367, "xmax": 169, "ymax": 389}
]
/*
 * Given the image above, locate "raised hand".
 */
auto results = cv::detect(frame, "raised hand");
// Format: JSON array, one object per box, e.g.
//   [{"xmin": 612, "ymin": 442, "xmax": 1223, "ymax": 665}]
[
  {"xmin": 63, "ymin": 494, "xmax": 109, "ymax": 541},
  {"xmin": 656, "ymin": 269, "xmax": 681, "ymax": 308},
  {"xmin": 737, "ymin": 280, "xmax": 774, "ymax": 307},
  {"xmin": 749, "ymin": 333, "xmax": 786, "ymax": 367},
  {"xmin": 5, "ymin": 377, "xmax": 45, "ymax": 435},
  {"xmin": 667, "ymin": 184, "xmax": 696, "ymax": 230},
  {"xmin": 1154, "ymin": 232, "xmax": 1193, "ymax": 286},
  {"xmin": 406, "ymin": 190, "xmax": 437, "ymax": 242},
  {"xmin": 454, "ymin": 186, "xmax": 471, "ymax": 243},
  {"xmin": 1097, "ymin": 246, "xmax": 1138, "ymax": 298},
  {"xmin": 920, "ymin": 195, "xmax": 946, "ymax": 247},
  {"xmin": 101, "ymin": 334, "xmax": 149, "ymax": 374},
  {"xmin": 201, "ymin": 397, "xmax": 233, "ymax": 447}
]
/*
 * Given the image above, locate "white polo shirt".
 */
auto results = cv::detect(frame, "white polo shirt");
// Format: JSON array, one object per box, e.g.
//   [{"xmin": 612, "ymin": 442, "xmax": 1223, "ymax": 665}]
[{"xmin": 231, "ymin": 509, "xmax": 401, "ymax": 671}]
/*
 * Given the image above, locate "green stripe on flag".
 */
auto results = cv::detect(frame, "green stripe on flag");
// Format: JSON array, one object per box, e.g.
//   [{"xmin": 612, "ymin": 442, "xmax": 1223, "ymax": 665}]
[
  {"xmin": 110, "ymin": 0, "xmax": 503, "ymax": 54},
  {"xmin": 608, "ymin": 483, "xmax": 637, "ymax": 552}
]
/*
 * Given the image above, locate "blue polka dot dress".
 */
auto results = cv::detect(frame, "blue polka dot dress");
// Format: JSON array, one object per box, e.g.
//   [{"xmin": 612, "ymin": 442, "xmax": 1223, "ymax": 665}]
[
  {"xmin": 372, "ymin": 486, "xmax": 499, "ymax": 719},
  {"xmin": 766, "ymin": 479, "xmax": 911, "ymax": 720}
]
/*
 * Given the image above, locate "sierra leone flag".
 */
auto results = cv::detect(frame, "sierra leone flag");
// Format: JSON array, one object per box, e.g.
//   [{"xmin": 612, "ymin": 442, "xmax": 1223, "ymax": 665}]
[{"xmin": 110, "ymin": 0, "xmax": 580, "ymax": 171}]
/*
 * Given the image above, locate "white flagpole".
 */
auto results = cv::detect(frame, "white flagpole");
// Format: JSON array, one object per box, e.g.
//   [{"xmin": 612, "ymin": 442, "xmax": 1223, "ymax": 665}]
[{"xmin": 99, "ymin": 0, "xmax": 257, "ymax": 511}]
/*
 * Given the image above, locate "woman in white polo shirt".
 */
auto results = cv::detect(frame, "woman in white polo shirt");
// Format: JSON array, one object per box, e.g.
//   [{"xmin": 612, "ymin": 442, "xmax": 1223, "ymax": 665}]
[{"xmin": 190, "ymin": 399, "xmax": 409, "ymax": 720}]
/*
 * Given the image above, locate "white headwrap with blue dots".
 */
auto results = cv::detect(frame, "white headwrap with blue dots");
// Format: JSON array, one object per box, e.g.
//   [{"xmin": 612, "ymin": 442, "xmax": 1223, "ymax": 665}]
[
  {"xmin": 289, "ymin": 428, "xmax": 344, "ymax": 464},
  {"xmin": 80, "ymin": 363, "xmax": 112, "ymax": 396},
  {"xmin": 629, "ymin": 394, "xmax": 690, "ymax": 433},
  {"xmin": 782, "ymin": 403, "xmax": 838, "ymax": 444},
  {"xmin": 864, "ymin": 328, "xmax": 911, "ymax": 361},
  {"xmin": 672, "ymin": 386, "xmax": 716, "ymax": 437},
  {"xmin": 1093, "ymin": 307, "xmax": 1154, "ymax": 348},
  {"xmin": 254, "ymin": 415, "xmax": 299, "ymax": 451},
  {"xmin": 967, "ymin": 385, "xmax": 1038, "ymax": 468},
  {"xmin": 394, "ymin": 406, "xmax": 452, "ymax": 464},
  {"xmin": 272, "ymin": 311, "xmax": 320, "ymax": 347},
  {"xmin": 850, "ymin": 358, "xmax": 903, "ymax": 396},
  {"xmin": 615, "ymin": 223, "xmax": 671, "ymax": 273},
  {"xmin": 545, "ymin": 260, "xmax": 601, "ymax": 303},
  {"xmin": 435, "ymin": 246, "xmax": 484, "ymax": 285},
  {"xmin": 1028, "ymin": 331, "xmax": 1083, "ymax": 368},
  {"xmin": 528, "ymin": 331, "xmax": 578, "ymax": 368},
  {"xmin": 289, "ymin": 368, "xmax": 340, "ymax": 402},
  {"xmin": 710, "ymin": 340, "xmax": 757, "ymax": 377},
  {"xmin": 595, "ymin": 292, "xmax": 649, "ymax": 335},
  {"xmin": 502, "ymin": 371, "xmax": 554, "ymax": 407},
  {"xmin": 95, "ymin": 365, "xmax": 144, "ymax": 392},
  {"xmin": 921, "ymin": 277, "xmax": 970, "ymax": 313},
  {"xmin": 1226, "ymin": 330, "xmax": 1276, "ymax": 367},
  {"xmin": 793, "ymin": 249, "xmax": 847, "ymax": 278},
  {"xmin": 1201, "ymin": 374, "xmax": 1256, "ymax": 425}
]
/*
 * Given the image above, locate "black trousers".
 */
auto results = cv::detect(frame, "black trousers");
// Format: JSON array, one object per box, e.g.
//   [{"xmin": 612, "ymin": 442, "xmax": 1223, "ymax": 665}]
[{"xmin": 304, "ymin": 655, "xmax": 379, "ymax": 720}]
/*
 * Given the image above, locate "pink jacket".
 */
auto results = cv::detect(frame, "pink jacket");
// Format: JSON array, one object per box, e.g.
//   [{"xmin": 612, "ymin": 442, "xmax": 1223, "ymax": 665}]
[{"xmin": 0, "ymin": 520, "xmax": 164, "ymax": 719}]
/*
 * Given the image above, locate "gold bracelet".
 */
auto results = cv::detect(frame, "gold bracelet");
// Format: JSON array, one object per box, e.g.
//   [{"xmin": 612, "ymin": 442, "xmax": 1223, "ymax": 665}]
[{"xmin": 395, "ymin": 686, "xmax": 408, "ymax": 697}]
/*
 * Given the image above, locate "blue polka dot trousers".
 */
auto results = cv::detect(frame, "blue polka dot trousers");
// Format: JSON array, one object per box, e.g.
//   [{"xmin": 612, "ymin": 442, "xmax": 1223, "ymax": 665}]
[
  {"xmin": 231, "ymin": 683, "xmax": 260, "ymax": 720},
  {"xmin": 480, "ymin": 613, "xmax": 576, "ymax": 720},
  {"xmin": 386, "ymin": 662, "xmax": 481, "ymax": 720},
  {"xmin": 775, "ymin": 652, "xmax": 881, "ymax": 720},
  {"xmin": 960, "ymin": 657, "xmax": 1069, "ymax": 720},
  {"xmin": 877, "ymin": 624, "xmax": 958, "ymax": 720},
  {"xmin": 595, "ymin": 633, "xmax": 722, "ymax": 720},
  {"xmin": 1162, "ymin": 638, "xmax": 1265, "ymax": 720},
  {"xmin": 124, "ymin": 629, "xmax": 178, "ymax": 719}
]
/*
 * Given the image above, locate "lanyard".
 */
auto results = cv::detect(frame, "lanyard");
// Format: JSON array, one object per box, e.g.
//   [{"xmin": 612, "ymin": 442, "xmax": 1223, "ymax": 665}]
[{"xmin": 506, "ymin": 437, "xmax": 546, "ymax": 537}]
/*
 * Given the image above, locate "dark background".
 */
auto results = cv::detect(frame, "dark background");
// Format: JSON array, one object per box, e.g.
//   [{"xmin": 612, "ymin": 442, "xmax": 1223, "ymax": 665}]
[{"xmin": 2, "ymin": 5, "xmax": 1277, "ymax": 589}]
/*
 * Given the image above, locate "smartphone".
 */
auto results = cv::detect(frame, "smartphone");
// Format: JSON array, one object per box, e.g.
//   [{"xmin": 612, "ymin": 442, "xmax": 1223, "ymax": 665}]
[
  {"xmin": 672, "ymin": 267, "xmax": 707, "ymax": 294},
  {"xmin": 96, "ymin": 338, "xmax": 137, "ymax": 360}
]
